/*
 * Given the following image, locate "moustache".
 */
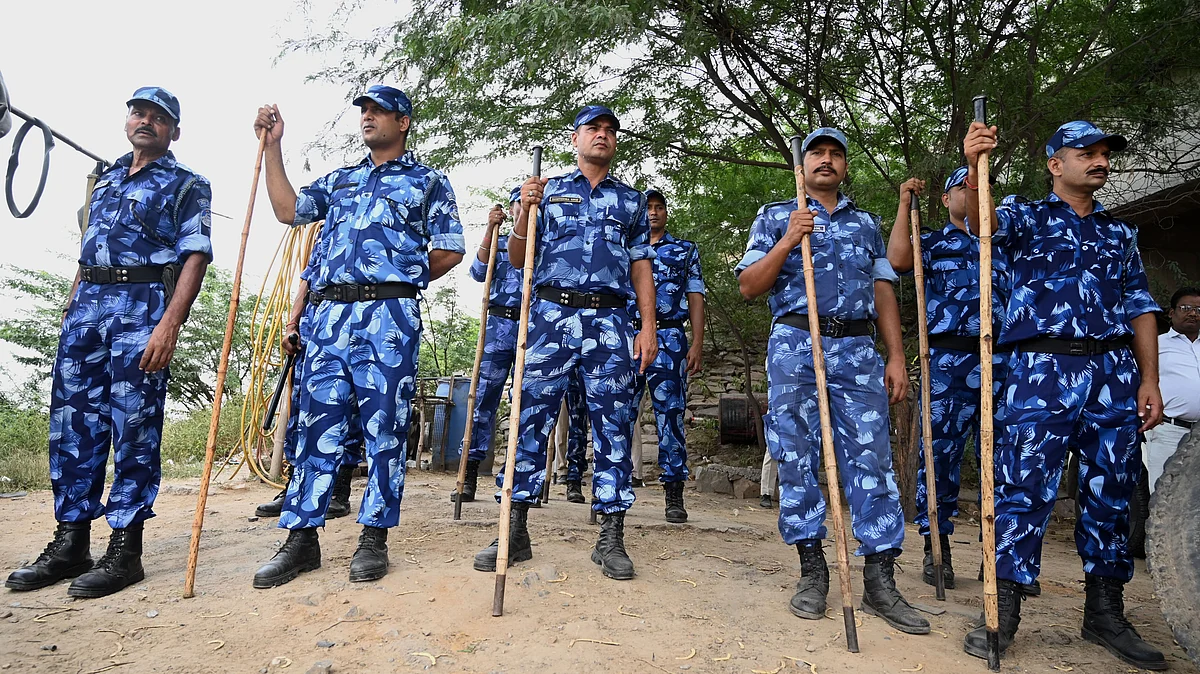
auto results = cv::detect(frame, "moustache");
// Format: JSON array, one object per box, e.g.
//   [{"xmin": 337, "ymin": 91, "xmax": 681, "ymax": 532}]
[
  {"xmin": 135, "ymin": 126, "xmax": 156, "ymax": 136},
  {"xmin": 1086, "ymin": 168, "xmax": 1109, "ymax": 177}
]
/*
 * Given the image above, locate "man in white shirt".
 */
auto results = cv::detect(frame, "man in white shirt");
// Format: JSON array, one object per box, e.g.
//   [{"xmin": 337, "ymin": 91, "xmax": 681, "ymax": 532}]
[{"xmin": 1145, "ymin": 286, "xmax": 1200, "ymax": 491}]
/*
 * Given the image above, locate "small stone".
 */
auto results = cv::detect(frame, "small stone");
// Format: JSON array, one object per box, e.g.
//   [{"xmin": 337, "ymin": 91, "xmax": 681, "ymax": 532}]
[
  {"xmin": 343, "ymin": 606, "xmax": 363, "ymax": 618},
  {"xmin": 421, "ymin": 630, "xmax": 430, "ymax": 637},
  {"xmin": 316, "ymin": 640, "xmax": 335, "ymax": 648},
  {"xmin": 805, "ymin": 644, "xmax": 817, "ymax": 652},
  {"xmin": 41, "ymin": 644, "xmax": 57, "ymax": 651},
  {"xmin": 146, "ymin": 610, "xmax": 159, "ymax": 618},
  {"xmin": 0, "ymin": 611, "xmax": 11, "ymax": 619},
  {"xmin": 305, "ymin": 660, "xmax": 333, "ymax": 674},
  {"xmin": 248, "ymin": 517, "xmax": 260, "ymax": 522}
]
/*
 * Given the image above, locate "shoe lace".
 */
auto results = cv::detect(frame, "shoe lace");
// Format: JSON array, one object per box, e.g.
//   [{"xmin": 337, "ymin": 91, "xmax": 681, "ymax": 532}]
[
  {"xmin": 33, "ymin": 527, "xmax": 71, "ymax": 564},
  {"xmin": 357, "ymin": 527, "xmax": 386, "ymax": 549},
  {"xmin": 1095, "ymin": 580, "xmax": 1137, "ymax": 633},
  {"xmin": 600, "ymin": 515, "xmax": 627, "ymax": 556},
  {"xmin": 273, "ymin": 530, "xmax": 310, "ymax": 559},
  {"xmin": 93, "ymin": 531, "xmax": 128, "ymax": 573}
]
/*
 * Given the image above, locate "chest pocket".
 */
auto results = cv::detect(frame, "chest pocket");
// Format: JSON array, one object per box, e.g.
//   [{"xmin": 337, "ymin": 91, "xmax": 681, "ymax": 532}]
[
  {"xmin": 1026, "ymin": 232, "xmax": 1078, "ymax": 281},
  {"xmin": 383, "ymin": 187, "xmax": 427, "ymax": 236},
  {"xmin": 657, "ymin": 248, "xmax": 687, "ymax": 283},
  {"xmin": 843, "ymin": 229, "xmax": 874, "ymax": 276},
  {"xmin": 1092, "ymin": 224, "xmax": 1129, "ymax": 284},
  {"xmin": 328, "ymin": 182, "xmax": 358, "ymax": 225},
  {"xmin": 928, "ymin": 250, "xmax": 976, "ymax": 294},
  {"xmin": 542, "ymin": 201, "xmax": 583, "ymax": 242},
  {"xmin": 127, "ymin": 190, "xmax": 174, "ymax": 248},
  {"xmin": 601, "ymin": 212, "xmax": 627, "ymax": 246}
]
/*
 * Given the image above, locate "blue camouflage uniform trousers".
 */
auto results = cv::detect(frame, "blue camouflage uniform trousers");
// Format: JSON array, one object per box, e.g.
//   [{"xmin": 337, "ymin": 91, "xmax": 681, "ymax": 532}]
[
  {"xmin": 466, "ymin": 313, "xmax": 518, "ymax": 463},
  {"xmin": 279, "ymin": 298, "xmax": 420, "ymax": 529},
  {"xmin": 283, "ymin": 300, "xmax": 364, "ymax": 469},
  {"xmin": 994, "ymin": 348, "xmax": 1142, "ymax": 585},
  {"xmin": 767, "ymin": 323, "xmax": 906, "ymax": 554},
  {"xmin": 499, "ymin": 300, "xmax": 638, "ymax": 512},
  {"xmin": 563, "ymin": 368, "xmax": 590, "ymax": 482},
  {"xmin": 913, "ymin": 348, "xmax": 1008, "ymax": 536},
  {"xmin": 631, "ymin": 326, "xmax": 690, "ymax": 483},
  {"xmin": 50, "ymin": 283, "xmax": 169, "ymax": 529}
]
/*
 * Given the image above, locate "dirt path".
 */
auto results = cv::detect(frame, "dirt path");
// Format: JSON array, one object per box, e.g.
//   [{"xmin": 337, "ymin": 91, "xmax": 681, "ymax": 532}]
[{"xmin": 1, "ymin": 474, "xmax": 1194, "ymax": 673}]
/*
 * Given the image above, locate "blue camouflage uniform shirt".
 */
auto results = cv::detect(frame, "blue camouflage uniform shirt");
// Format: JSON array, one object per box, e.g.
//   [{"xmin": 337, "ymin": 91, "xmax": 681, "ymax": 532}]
[
  {"xmin": 294, "ymin": 151, "xmax": 465, "ymax": 289},
  {"xmin": 79, "ymin": 151, "xmax": 213, "ymax": 267},
  {"xmin": 920, "ymin": 222, "xmax": 1010, "ymax": 337},
  {"xmin": 629, "ymin": 231, "xmax": 706, "ymax": 321},
  {"xmin": 993, "ymin": 192, "xmax": 1157, "ymax": 343},
  {"xmin": 735, "ymin": 193, "xmax": 897, "ymax": 319},
  {"xmin": 533, "ymin": 169, "xmax": 654, "ymax": 297},
  {"xmin": 469, "ymin": 234, "xmax": 523, "ymax": 308}
]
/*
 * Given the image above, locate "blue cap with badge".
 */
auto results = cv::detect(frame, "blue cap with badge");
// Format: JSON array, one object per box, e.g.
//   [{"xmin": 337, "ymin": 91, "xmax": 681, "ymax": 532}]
[
  {"xmin": 1045, "ymin": 120, "xmax": 1127, "ymax": 158},
  {"xmin": 573, "ymin": 105, "xmax": 621, "ymax": 131},
  {"xmin": 126, "ymin": 87, "xmax": 181, "ymax": 122},
  {"xmin": 352, "ymin": 85, "xmax": 413, "ymax": 117},
  {"xmin": 801, "ymin": 127, "xmax": 848, "ymax": 154},
  {"xmin": 508, "ymin": 185, "xmax": 523, "ymax": 204}
]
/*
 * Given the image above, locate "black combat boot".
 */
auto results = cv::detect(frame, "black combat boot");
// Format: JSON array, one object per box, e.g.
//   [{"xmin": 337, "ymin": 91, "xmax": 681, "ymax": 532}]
[
  {"xmin": 325, "ymin": 464, "xmax": 356, "ymax": 519},
  {"xmin": 860, "ymin": 549, "xmax": 930, "ymax": 634},
  {"xmin": 67, "ymin": 523, "xmax": 145, "ymax": 599},
  {"xmin": 565, "ymin": 480, "xmax": 586, "ymax": 504},
  {"xmin": 978, "ymin": 560, "xmax": 1039, "ymax": 596},
  {"xmin": 964, "ymin": 579, "xmax": 1023, "ymax": 659},
  {"xmin": 788, "ymin": 539, "xmax": 829, "ymax": 620},
  {"xmin": 759, "ymin": 494, "xmax": 773, "ymax": 509},
  {"xmin": 252, "ymin": 528, "xmax": 321, "ymax": 588},
  {"xmin": 349, "ymin": 526, "xmax": 389, "ymax": 582},
  {"xmin": 591, "ymin": 510, "xmax": 635, "ymax": 580},
  {"xmin": 922, "ymin": 534, "xmax": 956, "ymax": 589},
  {"xmin": 5, "ymin": 521, "xmax": 93, "ymax": 591},
  {"xmin": 1081, "ymin": 573, "xmax": 1168, "ymax": 670},
  {"xmin": 473, "ymin": 502, "xmax": 533, "ymax": 572},
  {"xmin": 664, "ymin": 481, "xmax": 688, "ymax": 523},
  {"xmin": 255, "ymin": 488, "xmax": 287, "ymax": 518},
  {"xmin": 450, "ymin": 460, "xmax": 480, "ymax": 503}
]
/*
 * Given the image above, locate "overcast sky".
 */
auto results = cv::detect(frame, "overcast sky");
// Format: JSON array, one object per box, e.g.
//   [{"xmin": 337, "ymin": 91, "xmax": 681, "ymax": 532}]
[{"xmin": 0, "ymin": 0, "xmax": 536, "ymax": 391}]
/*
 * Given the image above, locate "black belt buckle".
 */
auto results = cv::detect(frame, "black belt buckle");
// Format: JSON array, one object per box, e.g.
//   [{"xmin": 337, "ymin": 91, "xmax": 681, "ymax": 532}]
[
  {"xmin": 824, "ymin": 316, "xmax": 846, "ymax": 338},
  {"xmin": 556, "ymin": 289, "xmax": 576, "ymax": 308},
  {"xmin": 1068, "ymin": 340, "xmax": 1090, "ymax": 356},
  {"xmin": 587, "ymin": 294, "xmax": 603, "ymax": 309}
]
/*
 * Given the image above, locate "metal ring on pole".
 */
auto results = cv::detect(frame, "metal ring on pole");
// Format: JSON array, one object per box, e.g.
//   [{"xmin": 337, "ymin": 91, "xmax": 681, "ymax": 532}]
[{"xmin": 5, "ymin": 116, "xmax": 54, "ymax": 218}]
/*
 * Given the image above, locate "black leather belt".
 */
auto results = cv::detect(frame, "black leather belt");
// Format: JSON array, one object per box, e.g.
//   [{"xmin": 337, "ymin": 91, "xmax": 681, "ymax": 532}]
[
  {"xmin": 928, "ymin": 332, "xmax": 1014, "ymax": 354},
  {"xmin": 1163, "ymin": 416, "xmax": 1195, "ymax": 430},
  {"xmin": 79, "ymin": 265, "xmax": 162, "ymax": 284},
  {"xmin": 320, "ymin": 283, "xmax": 418, "ymax": 303},
  {"xmin": 776, "ymin": 313, "xmax": 873, "ymax": 338},
  {"xmin": 632, "ymin": 318, "xmax": 685, "ymax": 330},
  {"xmin": 306, "ymin": 290, "xmax": 324, "ymax": 306},
  {"xmin": 536, "ymin": 287, "xmax": 624, "ymax": 309},
  {"xmin": 1015, "ymin": 334, "xmax": 1133, "ymax": 356},
  {"xmin": 488, "ymin": 304, "xmax": 519, "ymax": 321}
]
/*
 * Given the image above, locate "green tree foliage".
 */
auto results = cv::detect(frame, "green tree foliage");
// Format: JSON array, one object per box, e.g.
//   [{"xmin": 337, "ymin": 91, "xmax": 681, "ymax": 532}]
[
  {"xmin": 284, "ymin": 0, "xmax": 1200, "ymax": 343},
  {"xmin": 0, "ymin": 265, "xmax": 255, "ymax": 411},
  {"xmin": 420, "ymin": 285, "xmax": 481, "ymax": 377}
]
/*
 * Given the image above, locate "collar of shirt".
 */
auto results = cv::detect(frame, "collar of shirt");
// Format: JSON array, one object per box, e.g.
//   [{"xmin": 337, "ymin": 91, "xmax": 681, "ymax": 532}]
[
  {"xmin": 652, "ymin": 231, "xmax": 677, "ymax": 247},
  {"xmin": 806, "ymin": 191, "xmax": 856, "ymax": 216},
  {"xmin": 111, "ymin": 150, "xmax": 178, "ymax": 178},
  {"xmin": 565, "ymin": 167, "xmax": 616, "ymax": 189},
  {"xmin": 1044, "ymin": 191, "xmax": 1109, "ymax": 217}
]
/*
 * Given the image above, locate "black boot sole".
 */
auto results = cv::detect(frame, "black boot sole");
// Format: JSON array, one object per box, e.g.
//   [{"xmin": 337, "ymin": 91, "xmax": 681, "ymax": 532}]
[
  {"xmin": 255, "ymin": 505, "xmax": 284, "ymax": 518},
  {"xmin": 788, "ymin": 599, "xmax": 826, "ymax": 620},
  {"xmin": 349, "ymin": 562, "xmax": 388, "ymax": 582},
  {"xmin": 922, "ymin": 568, "xmax": 956, "ymax": 590},
  {"xmin": 4, "ymin": 560, "xmax": 94, "ymax": 591},
  {"xmin": 566, "ymin": 495, "xmax": 585, "ymax": 504},
  {"xmin": 590, "ymin": 549, "xmax": 635, "ymax": 580},
  {"xmin": 963, "ymin": 634, "xmax": 1009, "ymax": 660},
  {"xmin": 252, "ymin": 558, "xmax": 320, "ymax": 589},
  {"xmin": 1081, "ymin": 627, "xmax": 1169, "ymax": 671},
  {"xmin": 665, "ymin": 512, "xmax": 688, "ymax": 524},
  {"xmin": 449, "ymin": 493, "xmax": 476, "ymax": 503},
  {"xmin": 67, "ymin": 567, "xmax": 146, "ymax": 599},
  {"xmin": 860, "ymin": 599, "xmax": 931, "ymax": 634},
  {"xmin": 472, "ymin": 548, "xmax": 533, "ymax": 573}
]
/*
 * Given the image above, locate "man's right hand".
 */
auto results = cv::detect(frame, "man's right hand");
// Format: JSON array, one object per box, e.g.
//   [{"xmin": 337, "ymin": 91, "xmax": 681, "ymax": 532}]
[
  {"xmin": 254, "ymin": 104, "xmax": 285, "ymax": 145},
  {"xmin": 282, "ymin": 329, "xmax": 302, "ymax": 356},
  {"xmin": 487, "ymin": 204, "xmax": 507, "ymax": 229},
  {"xmin": 520, "ymin": 176, "xmax": 548, "ymax": 210},
  {"xmin": 963, "ymin": 122, "xmax": 998, "ymax": 172},
  {"xmin": 783, "ymin": 208, "xmax": 817, "ymax": 247}
]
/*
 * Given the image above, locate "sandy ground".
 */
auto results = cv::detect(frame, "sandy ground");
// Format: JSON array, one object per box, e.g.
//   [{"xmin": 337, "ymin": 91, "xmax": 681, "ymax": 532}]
[{"xmin": 1, "ymin": 473, "xmax": 1195, "ymax": 674}]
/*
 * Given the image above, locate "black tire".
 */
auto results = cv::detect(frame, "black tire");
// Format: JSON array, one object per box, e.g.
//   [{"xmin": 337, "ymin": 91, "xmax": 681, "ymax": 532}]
[{"xmin": 1146, "ymin": 431, "xmax": 1200, "ymax": 667}]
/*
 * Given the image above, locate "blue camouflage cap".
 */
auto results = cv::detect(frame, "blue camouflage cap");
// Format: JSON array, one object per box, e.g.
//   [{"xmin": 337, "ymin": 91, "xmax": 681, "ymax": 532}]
[
  {"xmin": 645, "ymin": 188, "xmax": 667, "ymax": 206},
  {"xmin": 574, "ymin": 105, "xmax": 621, "ymax": 131},
  {"xmin": 126, "ymin": 87, "xmax": 181, "ymax": 122},
  {"xmin": 944, "ymin": 166, "xmax": 970, "ymax": 192},
  {"xmin": 352, "ymin": 85, "xmax": 413, "ymax": 117},
  {"xmin": 508, "ymin": 185, "xmax": 522, "ymax": 204},
  {"xmin": 801, "ymin": 127, "xmax": 848, "ymax": 154},
  {"xmin": 1045, "ymin": 120, "xmax": 1127, "ymax": 158}
]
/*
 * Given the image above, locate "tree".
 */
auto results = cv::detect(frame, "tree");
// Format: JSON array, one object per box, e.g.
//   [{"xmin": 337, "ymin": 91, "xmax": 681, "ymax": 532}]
[
  {"xmin": 0, "ymin": 265, "xmax": 256, "ymax": 411},
  {"xmin": 420, "ymin": 285, "xmax": 480, "ymax": 377}
]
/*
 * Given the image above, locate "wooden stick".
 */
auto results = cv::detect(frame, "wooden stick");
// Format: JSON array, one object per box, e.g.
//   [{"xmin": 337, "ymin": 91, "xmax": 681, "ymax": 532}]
[
  {"xmin": 788, "ymin": 136, "xmax": 858, "ymax": 653},
  {"xmin": 973, "ymin": 95, "xmax": 1001, "ymax": 671},
  {"xmin": 493, "ymin": 146, "xmax": 543, "ymax": 616},
  {"xmin": 454, "ymin": 222, "xmax": 502, "ymax": 518},
  {"xmin": 184, "ymin": 131, "xmax": 267, "ymax": 598},
  {"xmin": 542, "ymin": 423, "xmax": 555, "ymax": 504},
  {"xmin": 910, "ymin": 193, "xmax": 946, "ymax": 602}
]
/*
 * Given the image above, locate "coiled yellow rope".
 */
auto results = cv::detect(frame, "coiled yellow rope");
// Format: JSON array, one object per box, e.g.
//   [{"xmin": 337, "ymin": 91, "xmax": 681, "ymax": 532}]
[{"xmin": 214, "ymin": 221, "xmax": 322, "ymax": 489}]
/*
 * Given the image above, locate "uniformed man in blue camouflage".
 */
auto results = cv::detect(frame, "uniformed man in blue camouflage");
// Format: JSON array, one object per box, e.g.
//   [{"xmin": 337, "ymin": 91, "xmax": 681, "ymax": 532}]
[
  {"xmin": 473, "ymin": 105, "xmax": 658, "ymax": 580},
  {"xmin": 561, "ymin": 369, "xmax": 591, "ymax": 503},
  {"xmin": 6, "ymin": 88, "xmax": 212, "ymax": 598},
  {"xmin": 254, "ymin": 236, "xmax": 364, "ymax": 520},
  {"xmin": 250, "ymin": 85, "xmax": 465, "ymax": 588},
  {"xmin": 885, "ymin": 168, "xmax": 1011, "ymax": 592},
  {"xmin": 736, "ymin": 128, "xmax": 930, "ymax": 635},
  {"xmin": 451, "ymin": 190, "xmax": 523, "ymax": 504},
  {"xmin": 961, "ymin": 121, "xmax": 1166, "ymax": 668},
  {"xmin": 629, "ymin": 189, "xmax": 706, "ymax": 523}
]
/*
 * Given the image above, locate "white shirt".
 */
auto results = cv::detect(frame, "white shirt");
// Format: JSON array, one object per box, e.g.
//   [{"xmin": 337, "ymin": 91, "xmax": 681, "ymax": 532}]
[{"xmin": 1158, "ymin": 328, "xmax": 1200, "ymax": 421}]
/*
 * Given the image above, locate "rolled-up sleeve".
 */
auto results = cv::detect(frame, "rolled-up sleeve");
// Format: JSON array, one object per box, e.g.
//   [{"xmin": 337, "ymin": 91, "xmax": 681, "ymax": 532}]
[
  {"xmin": 427, "ymin": 173, "xmax": 466, "ymax": 253},
  {"xmin": 869, "ymin": 219, "xmax": 898, "ymax": 283},
  {"xmin": 174, "ymin": 177, "xmax": 214, "ymax": 263},
  {"xmin": 685, "ymin": 244, "xmax": 707, "ymax": 295},
  {"xmin": 735, "ymin": 205, "xmax": 779, "ymax": 274},
  {"xmin": 468, "ymin": 254, "xmax": 488, "ymax": 281},
  {"xmin": 294, "ymin": 173, "xmax": 332, "ymax": 228},
  {"xmin": 1122, "ymin": 227, "xmax": 1160, "ymax": 319}
]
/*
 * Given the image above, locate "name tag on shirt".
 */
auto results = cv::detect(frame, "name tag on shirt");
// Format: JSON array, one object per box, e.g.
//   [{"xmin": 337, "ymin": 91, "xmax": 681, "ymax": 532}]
[
  {"xmin": 812, "ymin": 224, "xmax": 826, "ymax": 234},
  {"xmin": 549, "ymin": 195, "xmax": 583, "ymax": 204}
]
